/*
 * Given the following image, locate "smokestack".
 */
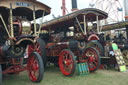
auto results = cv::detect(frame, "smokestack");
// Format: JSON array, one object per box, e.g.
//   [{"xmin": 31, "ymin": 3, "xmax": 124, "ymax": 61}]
[
  {"xmin": 71, "ymin": 0, "xmax": 78, "ymax": 12},
  {"xmin": 124, "ymin": 0, "xmax": 128, "ymax": 20}
]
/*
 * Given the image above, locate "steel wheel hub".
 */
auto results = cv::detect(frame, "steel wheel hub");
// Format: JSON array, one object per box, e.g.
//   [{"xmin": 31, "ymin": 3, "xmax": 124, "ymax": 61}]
[{"xmin": 89, "ymin": 56, "xmax": 95, "ymax": 62}]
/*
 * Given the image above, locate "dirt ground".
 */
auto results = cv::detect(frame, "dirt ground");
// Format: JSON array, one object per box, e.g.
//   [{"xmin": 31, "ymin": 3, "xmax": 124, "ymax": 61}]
[{"xmin": 3, "ymin": 66, "xmax": 128, "ymax": 85}]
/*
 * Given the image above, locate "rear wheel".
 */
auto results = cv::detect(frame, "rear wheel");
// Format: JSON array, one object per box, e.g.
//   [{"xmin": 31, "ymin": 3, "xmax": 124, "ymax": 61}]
[
  {"xmin": 0, "ymin": 64, "xmax": 2, "ymax": 85},
  {"xmin": 83, "ymin": 47, "xmax": 101, "ymax": 72},
  {"xmin": 59, "ymin": 49, "xmax": 76, "ymax": 76},
  {"xmin": 28, "ymin": 38, "xmax": 47, "ymax": 67},
  {"xmin": 27, "ymin": 52, "xmax": 44, "ymax": 83}
]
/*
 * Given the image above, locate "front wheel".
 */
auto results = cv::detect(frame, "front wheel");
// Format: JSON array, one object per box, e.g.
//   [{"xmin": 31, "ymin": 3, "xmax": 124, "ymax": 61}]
[
  {"xmin": 59, "ymin": 49, "xmax": 76, "ymax": 76},
  {"xmin": 27, "ymin": 52, "xmax": 44, "ymax": 83},
  {"xmin": 0, "ymin": 64, "xmax": 2, "ymax": 85},
  {"xmin": 83, "ymin": 47, "xmax": 101, "ymax": 72}
]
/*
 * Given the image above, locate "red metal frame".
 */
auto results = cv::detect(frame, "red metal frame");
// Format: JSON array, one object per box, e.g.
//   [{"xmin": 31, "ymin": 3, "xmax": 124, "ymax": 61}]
[
  {"xmin": 2, "ymin": 58, "xmax": 26, "ymax": 74},
  {"xmin": 2, "ymin": 65, "xmax": 27, "ymax": 74}
]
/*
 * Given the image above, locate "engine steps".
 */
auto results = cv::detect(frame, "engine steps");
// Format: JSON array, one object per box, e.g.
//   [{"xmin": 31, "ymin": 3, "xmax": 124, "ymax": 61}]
[{"xmin": 76, "ymin": 62, "xmax": 89, "ymax": 76}]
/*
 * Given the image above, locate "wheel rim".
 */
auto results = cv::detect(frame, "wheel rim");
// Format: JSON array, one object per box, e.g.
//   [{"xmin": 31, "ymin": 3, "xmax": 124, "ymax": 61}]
[
  {"xmin": 28, "ymin": 41, "xmax": 41, "ymax": 56},
  {"xmin": 83, "ymin": 48, "xmax": 99, "ymax": 71},
  {"xmin": 27, "ymin": 54, "xmax": 39, "ymax": 82},
  {"xmin": 59, "ymin": 50, "xmax": 74, "ymax": 76}
]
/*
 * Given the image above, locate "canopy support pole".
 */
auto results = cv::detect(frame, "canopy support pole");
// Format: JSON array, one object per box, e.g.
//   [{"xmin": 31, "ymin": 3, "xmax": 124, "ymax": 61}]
[
  {"xmin": 33, "ymin": 6, "xmax": 37, "ymax": 36},
  {"xmin": 38, "ymin": 11, "xmax": 45, "ymax": 36},
  {"xmin": 75, "ymin": 17, "xmax": 84, "ymax": 34},
  {"xmin": 83, "ymin": 15, "xmax": 87, "ymax": 35},
  {"xmin": 96, "ymin": 15, "xmax": 99, "ymax": 34},
  {"xmin": 10, "ymin": 3, "xmax": 14, "ymax": 38}
]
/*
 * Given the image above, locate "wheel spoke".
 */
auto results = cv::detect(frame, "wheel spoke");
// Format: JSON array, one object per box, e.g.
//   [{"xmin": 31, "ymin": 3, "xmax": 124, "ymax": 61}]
[
  {"xmin": 32, "ymin": 71, "xmax": 37, "ymax": 81},
  {"xmin": 67, "ymin": 59, "xmax": 73, "ymax": 65},
  {"xmin": 90, "ymin": 62, "xmax": 95, "ymax": 68},
  {"xmin": 63, "ymin": 64, "xmax": 68, "ymax": 72},
  {"xmin": 29, "ymin": 56, "xmax": 35, "ymax": 65},
  {"xmin": 35, "ymin": 61, "xmax": 39, "ymax": 70},
  {"xmin": 35, "ymin": 43, "xmax": 40, "ymax": 51},
  {"xmin": 93, "ymin": 60, "xmax": 97, "ymax": 65},
  {"xmin": 68, "ymin": 65, "xmax": 72, "ymax": 72},
  {"xmin": 30, "ymin": 47, "xmax": 34, "ymax": 51},
  {"xmin": 37, "ymin": 46, "xmax": 41, "ymax": 51},
  {"xmin": 65, "ymin": 53, "xmax": 68, "ymax": 60},
  {"xmin": 28, "ymin": 41, "xmax": 41, "ymax": 55}
]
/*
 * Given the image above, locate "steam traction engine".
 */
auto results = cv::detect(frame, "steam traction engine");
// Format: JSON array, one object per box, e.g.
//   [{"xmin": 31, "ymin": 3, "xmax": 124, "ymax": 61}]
[
  {"xmin": 0, "ymin": 0, "xmax": 50, "ymax": 84},
  {"xmin": 28, "ymin": 8, "xmax": 108, "ymax": 76}
]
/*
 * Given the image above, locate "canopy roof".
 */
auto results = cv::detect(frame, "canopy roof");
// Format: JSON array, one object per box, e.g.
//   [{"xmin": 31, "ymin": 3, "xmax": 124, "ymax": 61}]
[
  {"xmin": 102, "ymin": 21, "xmax": 128, "ymax": 31},
  {"xmin": 41, "ymin": 8, "xmax": 108, "ymax": 31},
  {"xmin": 0, "ymin": 0, "xmax": 51, "ymax": 21}
]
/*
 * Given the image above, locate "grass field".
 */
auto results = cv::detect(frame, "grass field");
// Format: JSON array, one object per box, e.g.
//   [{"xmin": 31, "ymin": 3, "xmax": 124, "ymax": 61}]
[{"xmin": 3, "ymin": 66, "xmax": 128, "ymax": 85}]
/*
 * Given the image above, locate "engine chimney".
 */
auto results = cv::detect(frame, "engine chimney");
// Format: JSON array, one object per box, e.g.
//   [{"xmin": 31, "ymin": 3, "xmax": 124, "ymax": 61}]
[
  {"xmin": 124, "ymin": 0, "xmax": 128, "ymax": 20},
  {"xmin": 71, "ymin": 0, "xmax": 78, "ymax": 12}
]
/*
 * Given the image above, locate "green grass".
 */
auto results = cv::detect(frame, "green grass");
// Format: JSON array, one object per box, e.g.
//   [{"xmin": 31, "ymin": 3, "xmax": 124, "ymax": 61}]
[{"xmin": 3, "ymin": 66, "xmax": 128, "ymax": 85}]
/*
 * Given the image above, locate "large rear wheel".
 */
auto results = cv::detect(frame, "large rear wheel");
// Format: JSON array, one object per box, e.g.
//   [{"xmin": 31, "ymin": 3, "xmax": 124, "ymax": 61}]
[
  {"xmin": 0, "ymin": 65, "xmax": 2, "ymax": 85},
  {"xmin": 27, "ymin": 52, "xmax": 44, "ymax": 83},
  {"xmin": 28, "ymin": 38, "xmax": 47, "ymax": 67},
  {"xmin": 59, "ymin": 49, "xmax": 76, "ymax": 76},
  {"xmin": 83, "ymin": 47, "xmax": 101, "ymax": 72}
]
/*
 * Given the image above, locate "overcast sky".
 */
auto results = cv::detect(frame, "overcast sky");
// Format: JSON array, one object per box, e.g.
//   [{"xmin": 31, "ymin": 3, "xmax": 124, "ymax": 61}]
[
  {"xmin": 37, "ymin": 0, "xmax": 90, "ymax": 21},
  {"xmin": 37, "ymin": 0, "xmax": 124, "ymax": 22}
]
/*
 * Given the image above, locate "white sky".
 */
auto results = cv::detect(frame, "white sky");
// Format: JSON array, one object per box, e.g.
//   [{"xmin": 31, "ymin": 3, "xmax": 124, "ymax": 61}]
[
  {"xmin": 37, "ymin": 0, "xmax": 90, "ymax": 21},
  {"xmin": 37, "ymin": 0, "xmax": 125, "ymax": 23}
]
